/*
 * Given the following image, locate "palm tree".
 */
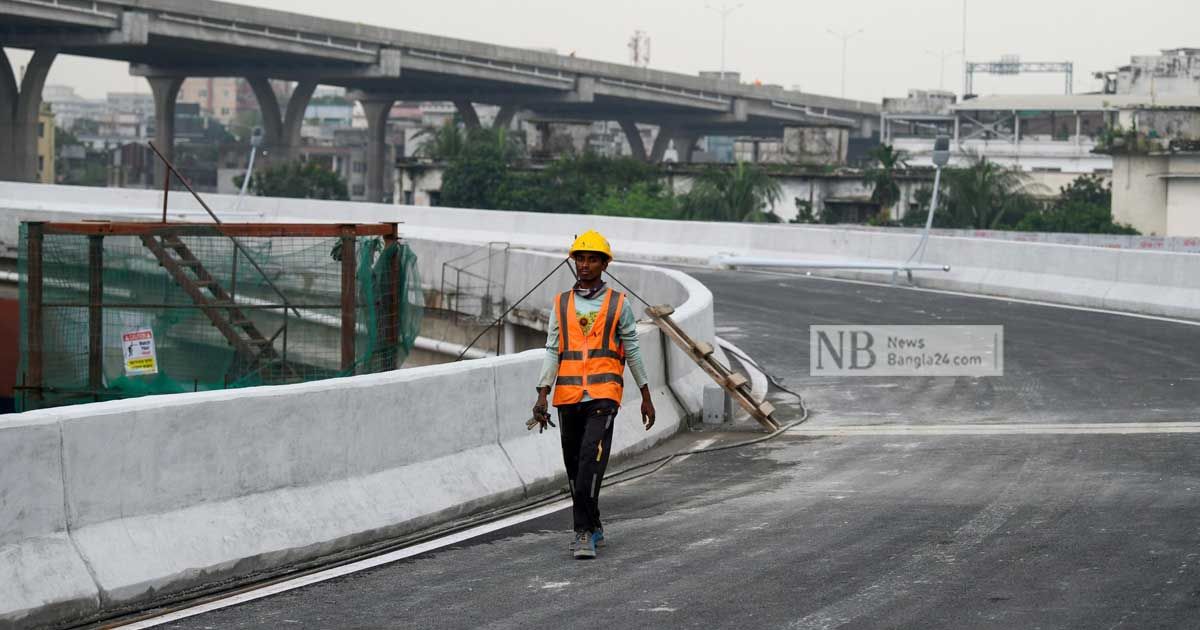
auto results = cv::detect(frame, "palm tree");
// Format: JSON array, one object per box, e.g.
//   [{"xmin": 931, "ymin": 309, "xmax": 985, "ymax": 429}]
[
  {"xmin": 683, "ymin": 162, "xmax": 783, "ymax": 222},
  {"xmin": 941, "ymin": 155, "xmax": 1042, "ymax": 229},
  {"xmin": 414, "ymin": 121, "xmax": 467, "ymax": 161},
  {"xmin": 864, "ymin": 144, "xmax": 908, "ymax": 218}
]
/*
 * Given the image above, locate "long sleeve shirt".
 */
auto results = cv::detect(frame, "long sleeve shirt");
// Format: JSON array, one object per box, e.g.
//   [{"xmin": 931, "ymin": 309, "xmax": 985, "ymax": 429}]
[{"xmin": 537, "ymin": 291, "xmax": 649, "ymax": 398}]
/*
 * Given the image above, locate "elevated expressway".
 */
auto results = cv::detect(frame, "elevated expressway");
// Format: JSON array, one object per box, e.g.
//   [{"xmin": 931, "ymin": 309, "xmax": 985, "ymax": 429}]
[{"xmin": 0, "ymin": 0, "xmax": 878, "ymax": 198}]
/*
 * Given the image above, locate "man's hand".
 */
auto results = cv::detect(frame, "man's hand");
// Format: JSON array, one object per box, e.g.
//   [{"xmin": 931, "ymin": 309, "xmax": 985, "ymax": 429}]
[
  {"xmin": 640, "ymin": 385, "xmax": 656, "ymax": 431},
  {"xmin": 529, "ymin": 388, "xmax": 555, "ymax": 433}
]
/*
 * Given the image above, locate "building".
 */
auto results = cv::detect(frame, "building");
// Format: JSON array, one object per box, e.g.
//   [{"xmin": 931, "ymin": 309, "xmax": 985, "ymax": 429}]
[
  {"xmin": 882, "ymin": 89, "xmax": 1120, "ymax": 191},
  {"xmin": 1100, "ymin": 100, "xmax": 1200, "ymax": 237},
  {"xmin": 1108, "ymin": 49, "xmax": 1200, "ymax": 97},
  {"xmin": 36, "ymin": 104, "xmax": 55, "ymax": 184},
  {"xmin": 41, "ymin": 84, "xmax": 109, "ymax": 130},
  {"xmin": 179, "ymin": 78, "xmax": 240, "ymax": 125},
  {"xmin": 106, "ymin": 92, "xmax": 155, "ymax": 117}
]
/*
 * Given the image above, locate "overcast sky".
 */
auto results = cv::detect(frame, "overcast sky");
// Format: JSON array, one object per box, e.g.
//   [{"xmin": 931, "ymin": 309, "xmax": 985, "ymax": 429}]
[{"xmin": 6, "ymin": 0, "xmax": 1199, "ymax": 101}]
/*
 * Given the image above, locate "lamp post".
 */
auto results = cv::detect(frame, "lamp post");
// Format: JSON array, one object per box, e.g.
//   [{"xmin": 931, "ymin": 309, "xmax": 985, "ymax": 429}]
[
  {"xmin": 827, "ymin": 27, "xmax": 864, "ymax": 98},
  {"xmin": 705, "ymin": 2, "xmax": 744, "ymax": 81}
]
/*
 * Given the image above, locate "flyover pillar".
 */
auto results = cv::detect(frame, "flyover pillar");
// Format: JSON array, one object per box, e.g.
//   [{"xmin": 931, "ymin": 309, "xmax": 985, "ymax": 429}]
[
  {"xmin": 147, "ymin": 76, "xmax": 184, "ymax": 184},
  {"xmin": 360, "ymin": 97, "xmax": 395, "ymax": 203},
  {"xmin": 493, "ymin": 104, "xmax": 517, "ymax": 130},
  {"xmin": 618, "ymin": 119, "xmax": 648, "ymax": 162},
  {"xmin": 247, "ymin": 78, "xmax": 317, "ymax": 163},
  {"xmin": 454, "ymin": 100, "xmax": 481, "ymax": 130},
  {"xmin": 1, "ymin": 48, "xmax": 57, "ymax": 182},
  {"xmin": 649, "ymin": 126, "xmax": 673, "ymax": 163},
  {"xmin": 673, "ymin": 132, "xmax": 699, "ymax": 163}
]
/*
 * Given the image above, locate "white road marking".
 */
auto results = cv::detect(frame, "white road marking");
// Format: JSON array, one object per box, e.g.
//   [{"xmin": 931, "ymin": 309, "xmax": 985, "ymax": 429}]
[
  {"xmin": 115, "ymin": 500, "xmax": 572, "ymax": 629},
  {"xmin": 119, "ymin": 439, "xmax": 720, "ymax": 628},
  {"xmin": 790, "ymin": 422, "xmax": 1200, "ymax": 436},
  {"xmin": 675, "ymin": 438, "xmax": 718, "ymax": 464}
]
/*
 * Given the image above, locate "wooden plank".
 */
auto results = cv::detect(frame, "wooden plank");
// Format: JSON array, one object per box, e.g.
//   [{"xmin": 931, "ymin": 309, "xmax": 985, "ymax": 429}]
[
  {"xmin": 646, "ymin": 305, "xmax": 779, "ymax": 432},
  {"xmin": 725, "ymin": 373, "xmax": 748, "ymax": 389}
]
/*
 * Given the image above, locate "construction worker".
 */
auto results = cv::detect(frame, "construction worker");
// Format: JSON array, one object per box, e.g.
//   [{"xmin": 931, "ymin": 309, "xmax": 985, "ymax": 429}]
[{"xmin": 532, "ymin": 230, "xmax": 655, "ymax": 560}]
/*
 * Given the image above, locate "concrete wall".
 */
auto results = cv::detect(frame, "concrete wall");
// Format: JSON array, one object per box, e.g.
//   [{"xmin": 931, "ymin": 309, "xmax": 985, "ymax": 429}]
[
  {"xmin": 0, "ymin": 236, "xmax": 713, "ymax": 628},
  {"xmin": 1, "ymin": 181, "xmax": 1198, "ymax": 322}
]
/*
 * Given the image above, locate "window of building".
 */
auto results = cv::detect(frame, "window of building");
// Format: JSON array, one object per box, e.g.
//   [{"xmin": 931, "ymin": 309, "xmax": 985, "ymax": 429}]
[
  {"xmin": 352, "ymin": 161, "xmax": 366, "ymax": 173},
  {"xmin": 38, "ymin": 156, "xmax": 44, "ymax": 172},
  {"xmin": 37, "ymin": 122, "xmax": 44, "ymax": 138},
  {"xmin": 428, "ymin": 191, "xmax": 441, "ymax": 207},
  {"xmin": 199, "ymin": 90, "xmax": 208, "ymax": 97},
  {"xmin": 404, "ymin": 191, "xmax": 414, "ymax": 205},
  {"xmin": 352, "ymin": 184, "xmax": 365, "ymax": 197}
]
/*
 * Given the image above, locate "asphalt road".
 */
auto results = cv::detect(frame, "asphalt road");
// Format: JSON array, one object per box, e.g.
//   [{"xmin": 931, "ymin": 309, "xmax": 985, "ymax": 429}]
[{"xmin": 161, "ymin": 270, "xmax": 1200, "ymax": 630}]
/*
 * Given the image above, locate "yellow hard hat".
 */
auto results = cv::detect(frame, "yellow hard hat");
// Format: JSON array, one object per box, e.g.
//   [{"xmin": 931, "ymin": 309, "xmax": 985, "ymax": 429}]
[{"xmin": 569, "ymin": 230, "xmax": 614, "ymax": 261}]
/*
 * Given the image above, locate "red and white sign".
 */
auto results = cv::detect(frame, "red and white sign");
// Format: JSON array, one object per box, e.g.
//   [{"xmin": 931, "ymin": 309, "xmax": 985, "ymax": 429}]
[{"xmin": 122, "ymin": 328, "xmax": 159, "ymax": 376}]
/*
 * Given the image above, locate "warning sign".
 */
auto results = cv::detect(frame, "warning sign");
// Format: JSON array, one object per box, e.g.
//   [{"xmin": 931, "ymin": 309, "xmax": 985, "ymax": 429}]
[{"xmin": 122, "ymin": 328, "xmax": 159, "ymax": 376}]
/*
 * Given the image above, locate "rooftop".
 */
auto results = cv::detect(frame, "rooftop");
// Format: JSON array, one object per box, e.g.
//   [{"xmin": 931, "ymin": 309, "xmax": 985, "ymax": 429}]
[{"xmin": 954, "ymin": 94, "xmax": 1200, "ymax": 113}]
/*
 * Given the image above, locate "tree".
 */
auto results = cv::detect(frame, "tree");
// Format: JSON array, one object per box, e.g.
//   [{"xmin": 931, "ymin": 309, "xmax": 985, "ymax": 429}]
[
  {"xmin": 415, "ymin": 121, "xmax": 468, "ymax": 161},
  {"xmin": 1014, "ymin": 174, "xmax": 1139, "ymax": 234},
  {"xmin": 586, "ymin": 181, "xmax": 680, "ymax": 220},
  {"xmin": 438, "ymin": 135, "xmax": 513, "ymax": 209},
  {"xmin": 681, "ymin": 162, "xmax": 783, "ymax": 222},
  {"xmin": 416, "ymin": 122, "xmax": 523, "ymax": 163},
  {"xmin": 939, "ymin": 156, "xmax": 1041, "ymax": 229},
  {"xmin": 237, "ymin": 161, "xmax": 349, "ymax": 200},
  {"xmin": 864, "ymin": 144, "xmax": 908, "ymax": 218}
]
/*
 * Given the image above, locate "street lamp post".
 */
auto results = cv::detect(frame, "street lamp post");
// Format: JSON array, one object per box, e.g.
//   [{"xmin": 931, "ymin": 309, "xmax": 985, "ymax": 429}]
[
  {"xmin": 827, "ymin": 27, "xmax": 864, "ymax": 98},
  {"xmin": 705, "ymin": 2, "xmax": 744, "ymax": 80}
]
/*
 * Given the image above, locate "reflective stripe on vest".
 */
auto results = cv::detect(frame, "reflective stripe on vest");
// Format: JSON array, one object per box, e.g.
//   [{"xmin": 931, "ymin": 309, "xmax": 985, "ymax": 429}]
[{"xmin": 552, "ymin": 288, "xmax": 627, "ymax": 406}]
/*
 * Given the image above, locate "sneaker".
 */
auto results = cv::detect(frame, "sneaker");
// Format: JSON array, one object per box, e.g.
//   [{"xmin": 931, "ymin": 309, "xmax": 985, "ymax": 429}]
[
  {"xmin": 593, "ymin": 528, "xmax": 606, "ymax": 548},
  {"xmin": 573, "ymin": 530, "xmax": 596, "ymax": 560}
]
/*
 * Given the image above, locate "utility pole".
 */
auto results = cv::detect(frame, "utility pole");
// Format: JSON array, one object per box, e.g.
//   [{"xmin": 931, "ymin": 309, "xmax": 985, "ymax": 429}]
[
  {"xmin": 705, "ymin": 2, "xmax": 744, "ymax": 80},
  {"xmin": 926, "ymin": 49, "xmax": 958, "ymax": 90},
  {"xmin": 961, "ymin": 0, "xmax": 969, "ymax": 97},
  {"xmin": 827, "ymin": 27, "xmax": 864, "ymax": 98}
]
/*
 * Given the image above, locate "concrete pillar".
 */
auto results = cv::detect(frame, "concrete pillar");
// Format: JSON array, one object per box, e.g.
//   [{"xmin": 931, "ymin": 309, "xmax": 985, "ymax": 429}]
[
  {"xmin": 147, "ymin": 76, "xmax": 184, "ymax": 185},
  {"xmin": 0, "ymin": 49, "xmax": 18, "ymax": 181},
  {"xmin": 282, "ymin": 81, "xmax": 317, "ymax": 161},
  {"xmin": 246, "ymin": 77, "xmax": 284, "ymax": 154},
  {"xmin": 1, "ymin": 48, "xmax": 57, "ymax": 182},
  {"xmin": 247, "ymin": 77, "xmax": 317, "ymax": 163},
  {"xmin": 618, "ymin": 119, "xmax": 648, "ymax": 161},
  {"xmin": 649, "ymin": 126, "xmax": 673, "ymax": 163},
  {"xmin": 494, "ymin": 104, "xmax": 516, "ymax": 130},
  {"xmin": 674, "ymin": 132, "xmax": 699, "ymax": 163},
  {"xmin": 454, "ymin": 100, "xmax": 481, "ymax": 130},
  {"xmin": 360, "ymin": 97, "xmax": 394, "ymax": 203}
]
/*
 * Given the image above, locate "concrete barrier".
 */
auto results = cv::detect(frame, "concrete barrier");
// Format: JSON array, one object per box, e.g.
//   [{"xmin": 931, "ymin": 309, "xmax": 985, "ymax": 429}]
[
  {"xmin": 0, "ymin": 415, "xmax": 99, "ymax": 628},
  {"xmin": 2, "ymin": 182, "xmax": 1195, "ymax": 321},
  {"xmin": 0, "ymin": 241, "xmax": 711, "ymax": 628}
]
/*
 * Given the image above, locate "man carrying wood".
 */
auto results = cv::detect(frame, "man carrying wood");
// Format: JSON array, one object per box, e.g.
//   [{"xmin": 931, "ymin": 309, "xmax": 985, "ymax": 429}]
[{"xmin": 532, "ymin": 230, "xmax": 656, "ymax": 560}]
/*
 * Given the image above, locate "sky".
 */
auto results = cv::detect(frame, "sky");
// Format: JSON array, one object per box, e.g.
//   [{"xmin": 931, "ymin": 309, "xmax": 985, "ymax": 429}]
[{"xmin": 6, "ymin": 0, "xmax": 1200, "ymax": 102}]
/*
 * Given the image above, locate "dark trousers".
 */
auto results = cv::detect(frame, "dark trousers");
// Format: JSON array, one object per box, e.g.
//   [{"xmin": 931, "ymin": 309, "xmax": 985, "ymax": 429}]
[{"xmin": 558, "ymin": 398, "xmax": 618, "ymax": 533}]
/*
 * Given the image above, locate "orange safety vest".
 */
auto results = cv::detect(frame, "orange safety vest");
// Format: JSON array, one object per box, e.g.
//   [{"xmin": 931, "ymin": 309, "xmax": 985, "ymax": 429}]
[{"xmin": 552, "ymin": 288, "xmax": 627, "ymax": 407}]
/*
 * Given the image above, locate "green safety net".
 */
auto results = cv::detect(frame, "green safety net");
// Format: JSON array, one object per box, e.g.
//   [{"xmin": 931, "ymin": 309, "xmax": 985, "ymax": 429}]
[{"xmin": 16, "ymin": 223, "xmax": 424, "ymax": 412}]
